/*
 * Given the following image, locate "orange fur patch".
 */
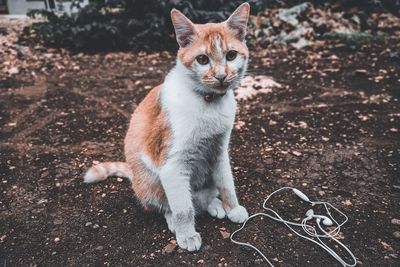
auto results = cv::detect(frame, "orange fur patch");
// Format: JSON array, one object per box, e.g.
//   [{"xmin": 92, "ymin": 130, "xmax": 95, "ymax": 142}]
[
  {"xmin": 178, "ymin": 23, "xmax": 249, "ymax": 68},
  {"xmin": 220, "ymin": 187, "xmax": 234, "ymax": 211},
  {"xmin": 141, "ymin": 86, "xmax": 170, "ymax": 166},
  {"xmin": 124, "ymin": 85, "xmax": 169, "ymax": 209},
  {"xmin": 128, "ymin": 85, "xmax": 169, "ymax": 167},
  {"xmin": 131, "ymin": 167, "xmax": 166, "ymax": 209}
]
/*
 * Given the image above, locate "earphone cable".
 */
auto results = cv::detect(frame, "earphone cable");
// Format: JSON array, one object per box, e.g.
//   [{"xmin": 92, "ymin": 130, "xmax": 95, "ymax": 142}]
[{"xmin": 230, "ymin": 187, "xmax": 357, "ymax": 267}]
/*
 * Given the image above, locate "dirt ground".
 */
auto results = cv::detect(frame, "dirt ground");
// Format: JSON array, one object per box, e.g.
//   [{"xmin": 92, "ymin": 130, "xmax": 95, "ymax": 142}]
[{"xmin": 1, "ymin": 21, "xmax": 400, "ymax": 266}]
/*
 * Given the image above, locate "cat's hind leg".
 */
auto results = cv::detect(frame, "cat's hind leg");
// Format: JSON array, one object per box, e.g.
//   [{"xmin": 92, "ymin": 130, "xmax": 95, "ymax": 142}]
[{"xmin": 193, "ymin": 188, "xmax": 226, "ymax": 219}]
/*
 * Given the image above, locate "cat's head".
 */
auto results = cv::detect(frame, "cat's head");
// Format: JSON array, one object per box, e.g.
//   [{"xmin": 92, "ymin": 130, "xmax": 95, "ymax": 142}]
[{"xmin": 171, "ymin": 3, "xmax": 250, "ymax": 94}]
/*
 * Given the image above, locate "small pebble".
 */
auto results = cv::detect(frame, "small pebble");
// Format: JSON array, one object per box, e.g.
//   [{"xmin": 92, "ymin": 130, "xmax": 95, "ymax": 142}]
[
  {"xmin": 391, "ymin": 218, "xmax": 400, "ymax": 225},
  {"xmin": 53, "ymin": 218, "xmax": 63, "ymax": 225},
  {"xmin": 292, "ymin": 151, "xmax": 302, "ymax": 156},
  {"xmin": 393, "ymin": 231, "xmax": 400, "ymax": 239}
]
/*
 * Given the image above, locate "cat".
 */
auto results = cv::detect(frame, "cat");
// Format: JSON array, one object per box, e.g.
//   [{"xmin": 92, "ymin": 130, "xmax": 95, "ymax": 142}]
[{"xmin": 84, "ymin": 2, "xmax": 250, "ymax": 251}]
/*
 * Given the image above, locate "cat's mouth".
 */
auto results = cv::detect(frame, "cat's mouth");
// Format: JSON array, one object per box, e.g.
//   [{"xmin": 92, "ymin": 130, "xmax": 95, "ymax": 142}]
[
  {"xmin": 207, "ymin": 80, "xmax": 233, "ymax": 92},
  {"xmin": 214, "ymin": 83, "xmax": 229, "ymax": 91},
  {"xmin": 202, "ymin": 78, "xmax": 237, "ymax": 92}
]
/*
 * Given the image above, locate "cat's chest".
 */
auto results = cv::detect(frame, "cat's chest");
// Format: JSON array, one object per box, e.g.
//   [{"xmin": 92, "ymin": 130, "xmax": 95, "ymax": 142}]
[
  {"xmin": 168, "ymin": 94, "xmax": 236, "ymax": 139},
  {"xmin": 170, "ymin": 101, "xmax": 233, "ymax": 190}
]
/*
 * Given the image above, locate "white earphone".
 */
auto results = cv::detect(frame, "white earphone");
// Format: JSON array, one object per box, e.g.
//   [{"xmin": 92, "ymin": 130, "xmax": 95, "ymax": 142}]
[
  {"xmin": 230, "ymin": 187, "xmax": 357, "ymax": 267},
  {"xmin": 305, "ymin": 209, "xmax": 333, "ymax": 226}
]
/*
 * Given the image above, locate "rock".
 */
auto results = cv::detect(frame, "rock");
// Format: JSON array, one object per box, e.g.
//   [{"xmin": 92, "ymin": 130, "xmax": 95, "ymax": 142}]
[
  {"xmin": 8, "ymin": 67, "xmax": 19, "ymax": 75},
  {"xmin": 37, "ymin": 199, "xmax": 48, "ymax": 204},
  {"xmin": 391, "ymin": 218, "xmax": 400, "ymax": 225},
  {"xmin": 355, "ymin": 69, "xmax": 368, "ymax": 75},
  {"xmin": 278, "ymin": 2, "xmax": 310, "ymax": 26},
  {"xmin": 53, "ymin": 218, "xmax": 63, "ymax": 225},
  {"xmin": 393, "ymin": 231, "xmax": 400, "ymax": 239},
  {"xmin": 236, "ymin": 76, "xmax": 281, "ymax": 101},
  {"xmin": 292, "ymin": 151, "xmax": 302, "ymax": 157}
]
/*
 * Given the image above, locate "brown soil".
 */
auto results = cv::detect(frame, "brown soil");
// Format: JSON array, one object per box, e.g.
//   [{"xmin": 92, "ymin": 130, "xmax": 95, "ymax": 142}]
[{"xmin": 1, "ymin": 31, "xmax": 400, "ymax": 266}]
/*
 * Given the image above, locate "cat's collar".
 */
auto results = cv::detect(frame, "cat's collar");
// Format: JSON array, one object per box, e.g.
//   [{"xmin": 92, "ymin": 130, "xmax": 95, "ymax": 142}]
[{"xmin": 202, "ymin": 91, "xmax": 227, "ymax": 103}]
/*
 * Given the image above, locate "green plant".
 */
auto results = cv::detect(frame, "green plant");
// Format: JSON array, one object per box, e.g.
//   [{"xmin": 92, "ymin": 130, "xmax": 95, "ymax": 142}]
[{"xmin": 23, "ymin": 0, "xmax": 268, "ymax": 51}]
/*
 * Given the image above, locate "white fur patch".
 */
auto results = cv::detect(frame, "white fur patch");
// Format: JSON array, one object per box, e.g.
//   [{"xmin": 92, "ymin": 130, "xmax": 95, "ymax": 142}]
[
  {"xmin": 162, "ymin": 61, "xmax": 236, "ymax": 150},
  {"xmin": 140, "ymin": 153, "xmax": 160, "ymax": 176},
  {"xmin": 214, "ymin": 36, "xmax": 223, "ymax": 58}
]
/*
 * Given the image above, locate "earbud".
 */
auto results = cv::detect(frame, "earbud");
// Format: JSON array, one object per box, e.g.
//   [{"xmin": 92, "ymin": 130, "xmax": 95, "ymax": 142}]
[
  {"xmin": 305, "ymin": 209, "xmax": 334, "ymax": 226},
  {"xmin": 306, "ymin": 209, "xmax": 314, "ymax": 218},
  {"xmin": 317, "ymin": 217, "xmax": 333, "ymax": 226},
  {"xmin": 292, "ymin": 188, "xmax": 310, "ymax": 202}
]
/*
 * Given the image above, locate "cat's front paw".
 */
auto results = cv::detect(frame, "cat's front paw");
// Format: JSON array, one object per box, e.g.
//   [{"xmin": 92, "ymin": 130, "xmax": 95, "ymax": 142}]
[
  {"xmin": 227, "ymin": 205, "xmax": 248, "ymax": 223},
  {"xmin": 207, "ymin": 198, "xmax": 226, "ymax": 219},
  {"xmin": 176, "ymin": 231, "xmax": 202, "ymax": 251}
]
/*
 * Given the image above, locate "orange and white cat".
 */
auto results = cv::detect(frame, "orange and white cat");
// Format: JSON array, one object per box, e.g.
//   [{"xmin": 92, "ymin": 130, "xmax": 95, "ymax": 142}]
[{"xmin": 84, "ymin": 3, "xmax": 250, "ymax": 251}]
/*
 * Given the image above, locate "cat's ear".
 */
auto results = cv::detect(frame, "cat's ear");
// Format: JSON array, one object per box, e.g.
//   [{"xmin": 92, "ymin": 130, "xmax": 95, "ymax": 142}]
[
  {"xmin": 171, "ymin": 9, "xmax": 196, "ymax": 48},
  {"xmin": 226, "ymin": 2, "xmax": 250, "ymax": 41}
]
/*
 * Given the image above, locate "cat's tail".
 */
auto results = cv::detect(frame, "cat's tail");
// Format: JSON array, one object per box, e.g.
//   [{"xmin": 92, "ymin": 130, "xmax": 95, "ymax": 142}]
[{"xmin": 83, "ymin": 162, "xmax": 133, "ymax": 183}]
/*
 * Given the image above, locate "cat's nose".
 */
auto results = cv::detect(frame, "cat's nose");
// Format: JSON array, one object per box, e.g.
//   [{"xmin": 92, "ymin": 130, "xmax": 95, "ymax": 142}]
[{"xmin": 215, "ymin": 75, "xmax": 227, "ymax": 84}]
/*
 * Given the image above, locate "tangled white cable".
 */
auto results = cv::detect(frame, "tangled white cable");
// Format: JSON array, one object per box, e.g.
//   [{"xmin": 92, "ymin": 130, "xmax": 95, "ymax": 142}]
[{"xmin": 230, "ymin": 187, "xmax": 357, "ymax": 266}]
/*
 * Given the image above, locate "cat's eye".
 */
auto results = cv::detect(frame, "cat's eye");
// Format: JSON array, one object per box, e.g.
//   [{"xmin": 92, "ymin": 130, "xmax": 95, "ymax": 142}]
[
  {"xmin": 226, "ymin": 50, "xmax": 238, "ymax": 61},
  {"xmin": 196, "ymin": 55, "xmax": 209, "ymax": 65}
]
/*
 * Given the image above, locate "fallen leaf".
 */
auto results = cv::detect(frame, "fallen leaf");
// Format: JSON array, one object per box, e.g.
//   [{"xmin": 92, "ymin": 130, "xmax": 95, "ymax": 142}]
[
  {"xmin": 8, "ymin": 66, "xmax": 19, "ymax": 74},
  {"xmin": 342, "ymin": 200, "xmax": 352, "ymax": 206},
  {"xmin": 219, "ymin": 229, "xmax": 230, "ymax": 239},
  {"xmin": 162, "ymin": 243, "xmax": 176, "ymax": 254},
  {"xmin": 381, "ymin": 241, "xmax": 392, "ymax": 249}
]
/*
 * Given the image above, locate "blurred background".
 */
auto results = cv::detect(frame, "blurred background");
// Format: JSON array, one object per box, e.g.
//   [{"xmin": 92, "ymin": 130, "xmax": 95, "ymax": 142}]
[{"xmin": 0, "ymin": 1, "xmax": 399, "ymax": 266}]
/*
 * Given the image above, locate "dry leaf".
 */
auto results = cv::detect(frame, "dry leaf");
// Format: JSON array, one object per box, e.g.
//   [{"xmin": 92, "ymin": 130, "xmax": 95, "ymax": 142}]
[
  {"xmin": 162, "ymin": 243, "xmax": 177, "ymax": 254},
  {"xmin": 220, "ymin": 229, "xmax": 230, "ymax": 239},
  {"xmin": 342, "ymin": 200, "xmax": 353, "ymax": 206},
  {"xmin": 381, "ymin": 241, "xmax": 392, "ymax": 249}
]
